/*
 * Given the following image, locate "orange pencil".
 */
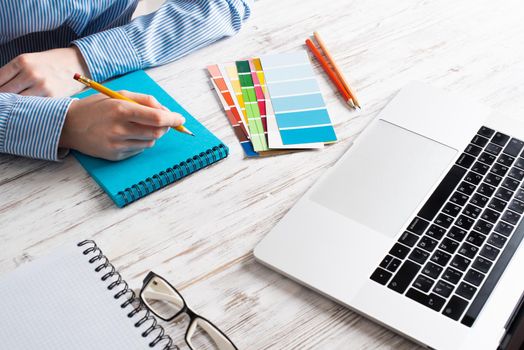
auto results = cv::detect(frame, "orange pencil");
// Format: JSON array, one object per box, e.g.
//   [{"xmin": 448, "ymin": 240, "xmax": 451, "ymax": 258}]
[
  {"xmin": 73, "ymin": 73, "xmax": 194, "ymax": 136},
  {"xmin": 305, "ymin": 39, "xmax": 352, "ymax": 107},
  {"xmin": 313, "ymin": 32, "xmax": 360, "ymax": 108}
]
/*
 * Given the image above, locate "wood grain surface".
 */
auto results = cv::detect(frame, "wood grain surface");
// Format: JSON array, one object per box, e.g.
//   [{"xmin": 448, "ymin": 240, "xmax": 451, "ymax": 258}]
[{"xmin": 2, "ymin": 0, "xmax": 524, "ymax": 348}]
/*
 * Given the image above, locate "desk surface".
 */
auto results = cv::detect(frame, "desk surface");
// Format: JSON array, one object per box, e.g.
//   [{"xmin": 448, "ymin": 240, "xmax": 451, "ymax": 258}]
[{"xmin": 2, "ymin": 0, "xmax": 524, "ymax": 348}]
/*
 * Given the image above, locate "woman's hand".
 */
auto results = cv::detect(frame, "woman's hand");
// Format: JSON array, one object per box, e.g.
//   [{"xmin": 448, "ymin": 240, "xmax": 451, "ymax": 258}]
[
  {"xmin": 59, "ymin": 91, "xmax": 185, "ymax": 161},
  {"xmin": 0, "ymin": 47, "xmax": 89, "ymax": 97}
]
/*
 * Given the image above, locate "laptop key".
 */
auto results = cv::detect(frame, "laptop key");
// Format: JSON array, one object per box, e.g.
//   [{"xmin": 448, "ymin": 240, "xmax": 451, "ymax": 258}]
[
  {"xmin": 464, "ymin": 269, "xmax": 485, "ymax": 287},
  {"xmin": 481, "ymin": 208, "xmax": 500, "ymax": 223},
  {"xmin": 409, "ymin": 248, "xmax": 430, "ymax": 265},
  {"xmin": 448, "ymin": 226, "xmax": 467, "ymax": 242},
  {"xmin": 480, "ymin": 245, "xmax": 500, "ymax": 261},
  {"xmin": 434, "ymin": 213, "xmax": 454, "ymax": 228},
  {"xmin": 485, "ymin": 173, "xmax": 503, "ymax": 187},
  {"xmin": 509, "ymin": 199, "xmax": 524, "ymax": 214},
  {"xmin": 389, "ymin": 243, "xmax": 411, "ymax": 259},
  {"xmin": 450, "ymin": 193, "xmax": 469, "ymax": 207},
  {"xmin": 495, "ymin": 221, "xmax": 514, "ymax": 237},
  {"xmin": 431, "ymin": 250, "xmax": 452, "ymax": 267},
  {"xmin": 370, "ymin": 267, "xmax": 393, "ymax": 285},
  {"xmin": 465, "ymin": 143, "xmax": 482, "ymax": 157},
  {"xmin": 487, "ymin": 233, "xmax": 506, "ymax": 249},
  {"xmin": 407, "ymin": 217, "xmax": 430, "ymax": 235},
  {"xmin": 515, "ymin": 157, "xmax": 524, "ymax": 170},
  {"xmin": 495, "ymin": 188, "xmax": 514, "ymax": 202},
  {"xmin": 472, "ymin": 256, "xmax": 492, "ymax": 274},
  {"xmin": 492, "ymin": 132, "xmax": 510, "ymax": 147},
  {"xmin": 406, "ymin": 288, "xmax": 445, "ymax": 312},
  {"xmin": 465, "ymin": 171, "xmax": 483, "ymax": 185},
  {"xmin": 418, "ymin": 236, "xmax": 438, "ymax": 252},
  {"xmin": 388, "ymin": 260, "xmax": 421, "ymax": 293},
  {"xmin": 492, "ymin": 163, "xmax": 509, "ymax": 177},
  {"xmin": 455, "ymin": 215, "xmax": 474, "ymax": 230},
  {"xmin": 426, "ymin": 225, "xmax": 446, "ymax": 240},
  {"xmin": 503, "ymin": 138, "xmax": 524, "ymax": 157},
  {"xmin": 463, "ymin": 204, "xmax": 482, "ymax": 219},
  {"xmin": 443, "ymin": 295, "xmax": 469, "ymax": 321},
  {"xmin": 456, "ymin": 282, "xmax": 477, "ymax": 300},
  {"xmin": 477, "ymin": 126, "xmax": 495, "ymax": 138},
  {"xmin": 472, "ymin": 135, "xmax": 489, "ymax": 148},
  {"xmin": 498, "ymin": 153, "xmax": 515, "ymax": 167},
  {"xmin": 516, "ymin": 189, "xmax": 524, "ymax": 201},
  {"xmin": 443, "ymin": 267, "xmax": 463, "ymax": 284},
  {"xmin": 478, "ymin": 152, "xmax": 496, "ymax": 166},
  {"xmin": 474, "ymin": 219, "xmax": 493, "ymax": 235},
  {"xmin": 471, "ymin": 193, "xmax": 489, "ymax": 208},
  {"xmin": 478, "ymin": 183, "xmax": 496, "ymax": 197},
  {"xmin": 472, "ymin": 161, "xmax": 489, "ymax": 175},
  {"xmin": 502, "ymin": 177, "xmax": 520, "ymax": 191},
  {"xmin": 488, "ymin": 197, "xmax": 507, "ymax": 212},
  {"xmin": 439, "ymin": 238, "xmax": 459, "ymax": 254},
  {"xmin": 379, "ymin": 255, "xmax": 393, "ymax": 268},
  {"xmin": 462, "ymin": 216, "xmax": 524, "ymax": 326},
  {"xmin": 442, "ymin": 203, "xmax": 461, "ymax": 218},
  {"xmin": 386, "ymin": 257, "xmax": 402, "ymax": 273},
  {"xmin": 466, "ymin": 231, "xmax": 486, "ymax": 247},
  {"xmin": 509, "ymin": 167, "xmax": 524, "ymax": 181},
  {"xmin": 457, "ymin": 181, "xmax": 476, "ymax": 196},
  {"xmin": 422, "ymin": 262, "xmax": 443, "ymax": 279},
  {"xmin": 418, "ymin": 166, "xmax": 467, "ymax": 221},
  {"xmin": 413, "ymin": 275, "xmax": 434, "ymax": 293},
  {"xmin": 398, "ymin": 231, "xmax": 419, "ymax": 247},
  {"xmin": 456, "ymin": 153, "xmax": 476, "ymax": 169},
  {"xmin": 486, "ymin": 143, "xmax": 502, "ymax": 156},
  {"xmin": 502, "ymin": 210, "xmax": 520, "ymax": 225},
  {"xmin": 459, "ymin": 242, "xmax": 479, "ymax": 259},
  {"xmin": 451, "ymin": 255, "xmax": 471, "ymax": 271},
  {"xmin": 433, "ymin": 280, "xmax": 454, "ymax": 298}
]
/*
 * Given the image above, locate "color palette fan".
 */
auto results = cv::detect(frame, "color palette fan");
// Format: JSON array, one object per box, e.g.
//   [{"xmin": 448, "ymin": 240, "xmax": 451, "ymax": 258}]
[{"xmin": 207, "ymin": 51, "xmax": 337, "ymax": 157}]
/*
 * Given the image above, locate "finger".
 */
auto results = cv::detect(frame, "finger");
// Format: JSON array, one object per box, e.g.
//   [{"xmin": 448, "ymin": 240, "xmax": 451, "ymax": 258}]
[
  {"xmin": 119, "ymin": 101, "xmax": 185, "ymax": 127},
  {"xmin": 0, "ymin": 59, "xmax": 21, "ymax": 86},
  {"xmin": 117, "ymin": 90, "xmax": 164, "ymax": 109},
  {"xmin": 0, "ymin": 72, "xmax": 32, "ymax": 94},
  {"xmin": 116, "ymin": 123, "xmax": 169, "ymax": 141},
  {"xmin": 19, "ymin": 87, "xmax": 48, "ymax": 97},
  {"xmin": 116, "ymin": 139, "xmax": 156, "ymax": 152}
]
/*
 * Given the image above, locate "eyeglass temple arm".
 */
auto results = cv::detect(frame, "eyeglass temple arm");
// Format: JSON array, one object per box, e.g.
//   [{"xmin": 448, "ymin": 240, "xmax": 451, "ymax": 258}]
[{"xmin": 142, "ymin": 289, "xmax": 183, "ymax": 305}]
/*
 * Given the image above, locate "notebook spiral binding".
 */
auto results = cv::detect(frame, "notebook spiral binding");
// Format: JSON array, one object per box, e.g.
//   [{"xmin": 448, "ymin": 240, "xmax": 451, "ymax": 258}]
[
  {"xmin": 117, "ymin": 143, "xmax": 229, "ymax": 206},
  {"xmin": 77, "ymin": 240, "xmax": 179, "ymax": 350}
]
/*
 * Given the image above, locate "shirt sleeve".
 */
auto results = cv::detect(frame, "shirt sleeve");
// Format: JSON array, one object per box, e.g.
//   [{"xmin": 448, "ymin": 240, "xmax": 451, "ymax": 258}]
[
  {"xmin": 0, "ymin": 93, "xmax": 73, "ymax": 161},
  {"xmin": 73, "ymin": 0, "xmax": 252, "ymax": 82}
]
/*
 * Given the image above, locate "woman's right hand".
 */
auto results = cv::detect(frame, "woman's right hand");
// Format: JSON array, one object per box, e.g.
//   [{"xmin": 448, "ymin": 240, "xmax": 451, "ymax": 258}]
[{"xmin": 59, "ymin": 91, "xmax": 185, "ymax": 161}]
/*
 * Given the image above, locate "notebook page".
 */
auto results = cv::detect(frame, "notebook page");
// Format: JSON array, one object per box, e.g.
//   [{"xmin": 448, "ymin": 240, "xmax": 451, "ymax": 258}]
[{"xmin": 0, "ymin": 242, "xmax": 161, "ymax": 349}]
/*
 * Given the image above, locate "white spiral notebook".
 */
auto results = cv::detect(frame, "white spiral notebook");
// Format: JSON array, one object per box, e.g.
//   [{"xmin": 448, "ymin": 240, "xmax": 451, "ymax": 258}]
[{"xmin": 0, "ymin": 240, "xmax": 177, "ymax": 350}]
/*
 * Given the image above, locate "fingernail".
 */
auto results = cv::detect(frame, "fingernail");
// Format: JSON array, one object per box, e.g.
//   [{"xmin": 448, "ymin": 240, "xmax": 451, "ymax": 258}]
[{"xmin": 178, "ymin": 116, "xmax": 186, "ymax": 124}]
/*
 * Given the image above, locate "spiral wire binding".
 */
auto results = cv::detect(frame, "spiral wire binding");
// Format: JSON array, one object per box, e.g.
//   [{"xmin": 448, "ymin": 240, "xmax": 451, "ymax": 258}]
[
  {"xmin": 117, "ymin": 143, "xmax": 229, "ymax": 206},
  {"xmin": 77, "ymin": 240, "xmax": 179, "ymax": 350}
]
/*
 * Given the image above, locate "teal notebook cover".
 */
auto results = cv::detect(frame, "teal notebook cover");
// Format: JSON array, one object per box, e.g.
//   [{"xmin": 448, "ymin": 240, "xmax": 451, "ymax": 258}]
[{"xmin": 72, "ymin": 70, "xmax": 229, "ymax": 207}]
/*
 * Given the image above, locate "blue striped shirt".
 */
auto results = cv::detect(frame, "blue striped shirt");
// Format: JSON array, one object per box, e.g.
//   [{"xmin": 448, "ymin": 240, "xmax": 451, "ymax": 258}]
[{"xmin": 0, "ymin": 0, "xmax": 251, "ymax": 160}]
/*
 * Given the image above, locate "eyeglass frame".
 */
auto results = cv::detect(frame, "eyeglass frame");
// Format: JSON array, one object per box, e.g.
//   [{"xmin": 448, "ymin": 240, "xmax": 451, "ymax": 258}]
[{"xmin": 139, "ymin": 271, "xmax": 238, "ymax": 350}]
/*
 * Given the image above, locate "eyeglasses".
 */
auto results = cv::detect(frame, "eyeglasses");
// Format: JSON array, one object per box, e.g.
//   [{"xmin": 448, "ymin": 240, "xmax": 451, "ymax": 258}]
[{"xmin": 139, "ymin": 272, "xmax": 238, "ymax": 350}]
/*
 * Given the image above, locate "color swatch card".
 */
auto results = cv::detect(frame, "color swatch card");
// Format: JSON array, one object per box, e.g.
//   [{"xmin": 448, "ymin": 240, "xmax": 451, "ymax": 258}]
[
  {"xmin": 260, "ymin": 51, "xmax": 337, "ymax": 145},
  {"xmin": 208, "ymin": 50, "xmax": 336, "ymax": 157}
]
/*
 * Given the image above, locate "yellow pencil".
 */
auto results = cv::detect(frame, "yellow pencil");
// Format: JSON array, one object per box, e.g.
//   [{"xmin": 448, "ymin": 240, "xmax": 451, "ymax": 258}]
[{"xmin": 73, "ymin": 73, "xmax": 194, "ymax": 136}]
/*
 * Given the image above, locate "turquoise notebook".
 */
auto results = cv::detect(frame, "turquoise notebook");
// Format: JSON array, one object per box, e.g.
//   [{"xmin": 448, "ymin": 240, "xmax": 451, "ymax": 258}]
[{"xmin": 72, "ymin": 70, "xmax": 229, "ymax": 207}]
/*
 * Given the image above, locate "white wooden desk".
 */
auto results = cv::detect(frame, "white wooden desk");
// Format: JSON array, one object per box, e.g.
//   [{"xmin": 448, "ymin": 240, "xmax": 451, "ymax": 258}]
[{"xmin": 2, "ymin": 0, "xmax": 524, "ymax": 348}]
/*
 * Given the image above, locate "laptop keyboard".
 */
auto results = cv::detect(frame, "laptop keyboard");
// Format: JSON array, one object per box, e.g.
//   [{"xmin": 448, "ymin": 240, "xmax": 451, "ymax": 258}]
[{"xmin": 370, "ymin": 126, "xmax": 524, "ymax": 327}]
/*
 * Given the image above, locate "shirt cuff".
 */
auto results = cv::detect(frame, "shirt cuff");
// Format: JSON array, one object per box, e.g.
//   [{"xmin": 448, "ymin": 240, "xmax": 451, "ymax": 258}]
[
  {"xmin": 73, "ymin": 27, "xmax": 142, "ymax": 82},
  {"xmin": 0, "ymin": 94, "xmax": 73, "ymax": 161}
]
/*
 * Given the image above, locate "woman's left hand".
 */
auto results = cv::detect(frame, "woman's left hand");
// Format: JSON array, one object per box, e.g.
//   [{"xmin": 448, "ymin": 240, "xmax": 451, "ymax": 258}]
[{"xmin": 0, "ymin": 46, "xmax": 90, "ymax": 97}]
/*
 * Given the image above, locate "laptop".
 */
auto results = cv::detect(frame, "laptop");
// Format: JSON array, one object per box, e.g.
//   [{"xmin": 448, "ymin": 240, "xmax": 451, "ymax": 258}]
[{"xmin": 254, "ymin": 82, "xmax": 524, "ymax": 350}]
